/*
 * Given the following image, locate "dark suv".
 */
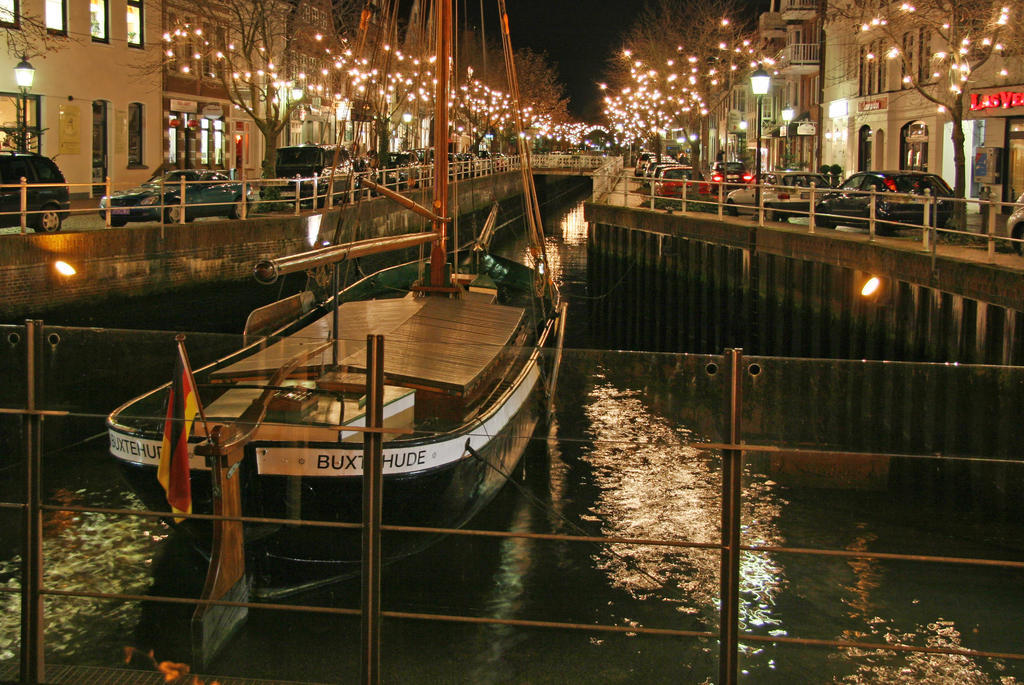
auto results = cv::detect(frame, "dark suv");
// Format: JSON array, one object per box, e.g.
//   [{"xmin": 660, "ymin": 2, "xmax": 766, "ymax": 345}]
[
  {"xmin": 0, "ymin": 152, "xmax": 70, "ymax": 232},
  {"xmin": 275, "ymin": 144, "xmax": 351, "ymax": 204}
]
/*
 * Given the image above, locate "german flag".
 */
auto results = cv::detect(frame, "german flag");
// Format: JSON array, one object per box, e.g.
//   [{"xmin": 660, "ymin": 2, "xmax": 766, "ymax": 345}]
[{"xmin": 158, "ymin": 340, "xmax": 201, "ymax": 521}]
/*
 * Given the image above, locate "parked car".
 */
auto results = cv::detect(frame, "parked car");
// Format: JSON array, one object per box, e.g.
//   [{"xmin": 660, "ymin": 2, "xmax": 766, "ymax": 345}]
[
  {"xmin": 381, "ymin": 151, "xmax": 421, "ymax": 189},
  {"xmin": 725, "ymin": 171, "xmax": 832, "ymax": 221},
  {"xmin": 491, "ymin": 151, "xmax": 509, "ymax": 171},
  {"xmin": 98, "ymin": 170, "xmax": 253, "ymax": 225},
  {"xmin": 654, "ymin": 166, "xmax": 712, "ymax": 198},
  {"xmin": 634, "ymin": 151, "xmax": 657, "ymax": 176},
  {"xmin": 0, "ymin": 152, "xmax": 70, "ymax": 232},
  {"xmin": 710, "ymin": 161, "xmax": 754, "ymax": 188},
  {"xmin": 814, "ymin": 170, "xmax": 954, "ymax": 235},
  {"xmin": 275, "ymin": 144, "xmax": 351, "ymax": 204}
]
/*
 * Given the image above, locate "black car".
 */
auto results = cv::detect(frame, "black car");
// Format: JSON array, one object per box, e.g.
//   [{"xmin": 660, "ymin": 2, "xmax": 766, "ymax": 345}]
[
  {"xmin": 710, "ymin": 161, "xmax": 753, "ymax": 188},
  {"xmin": 275, "ymin": 144, "xmax": 351, "ymax": 204},
  {"xmin": 381, "ymin": 151, "xmax": 420, "ymax": 189},
  {"xmin": 0, "ymin": 152, "xmax": 70, "ymax": 232},
  {"xmin": 815, "ymin": 171, "xmax": 953, "ymax": 235}
]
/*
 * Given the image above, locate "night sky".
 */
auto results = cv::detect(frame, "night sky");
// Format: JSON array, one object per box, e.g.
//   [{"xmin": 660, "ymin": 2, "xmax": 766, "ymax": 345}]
[{"xmin": 461, "ymin": 0, "xmax": 643, "ymax": 119}]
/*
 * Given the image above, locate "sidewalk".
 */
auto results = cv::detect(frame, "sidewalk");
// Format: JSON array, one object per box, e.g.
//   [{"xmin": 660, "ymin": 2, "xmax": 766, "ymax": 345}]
[{"xmin": 600, "ymin": 175, "xmax": 1024, "ymax": 270}]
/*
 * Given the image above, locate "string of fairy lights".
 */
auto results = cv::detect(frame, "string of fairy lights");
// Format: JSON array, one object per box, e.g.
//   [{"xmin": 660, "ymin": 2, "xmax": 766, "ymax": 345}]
[
  {"xmin": 601, "ymin": 17, "xmax": 762, "ymax": 148},
  {"xmin": 161, "ymin": 13, "xmax": 589, "ymax": 149},
  {"xmin": 602, "ymin": 1, "xmax": 1017, "ymax": 150}
]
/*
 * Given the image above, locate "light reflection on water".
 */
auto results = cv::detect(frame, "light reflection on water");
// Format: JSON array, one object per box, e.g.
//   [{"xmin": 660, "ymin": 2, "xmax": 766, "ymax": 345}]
[{"xmin": 0, "ymin": 482, "xmax": 166, "ymax": 665}]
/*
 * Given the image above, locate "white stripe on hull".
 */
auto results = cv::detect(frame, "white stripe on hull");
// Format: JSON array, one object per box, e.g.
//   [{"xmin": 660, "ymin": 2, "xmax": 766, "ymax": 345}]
[{"xmin": 108, "ymin": 362, "xmax": 542, "ymax": 479}]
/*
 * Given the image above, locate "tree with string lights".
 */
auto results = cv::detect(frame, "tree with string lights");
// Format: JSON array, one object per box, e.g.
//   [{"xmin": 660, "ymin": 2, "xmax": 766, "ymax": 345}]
[
  {"xmin": 601, "ymin": 0, "xmax": 757, "ymax": 168},
  {"xmin": 827, "ymin": 0, "xmax": 1020, "ymax": 225},
  {"xmin": 162, "ymin": 0, "xmax": 361, "ymax": 176}
]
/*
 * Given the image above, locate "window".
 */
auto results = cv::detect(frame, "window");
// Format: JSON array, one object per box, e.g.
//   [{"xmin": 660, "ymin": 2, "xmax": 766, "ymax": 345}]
[
  {"xmin": 126, "ymin": 0, "xmax": 142, "ymax": 46},
  {"xmin": 90, "ymin": 0, "xmax": 108, "ymax": 42},
  {"xmin": 0, "ymin": 0, "xmax": 16, "ymax": 28},
  {"xmin": 917, "ymin": 30, "xmax": 931, "ymax": 84},
  {"xmin": 45, "ymin": 0, "xmax": 64, "ymax": 33},
  {"xmin": 901, "ymin": 32, "xmax": 914, "ymax": 88},
  {"xmin": 900, "ymin": 121, "xmax": 929, "ymax": 171},
  {"xmin": 1, "ymin": 157, "xmax": 31, "ymax": 183},
  {"xmin": 128, "ymin": 103, "xmax": 143, "ymax": 166}
]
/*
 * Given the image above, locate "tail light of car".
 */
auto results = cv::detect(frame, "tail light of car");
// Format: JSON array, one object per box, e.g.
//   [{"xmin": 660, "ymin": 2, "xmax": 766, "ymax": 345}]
[
  {"xmin": 883, "ymin": 177, "xmax": 898, "ymax": 192},
  {"xmin": 743, "ymin": 173, "xmax": 754, "ymax": 182},
  {"xmin": 712, "ymin": 173, "xmax": 724, "ymax": 182}
]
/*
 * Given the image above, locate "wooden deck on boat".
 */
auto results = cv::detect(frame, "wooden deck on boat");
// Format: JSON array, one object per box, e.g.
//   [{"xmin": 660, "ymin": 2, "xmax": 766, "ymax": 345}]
[{"xmin": 212, "ymin": 295, "xmax": 526, "ymax": 395}]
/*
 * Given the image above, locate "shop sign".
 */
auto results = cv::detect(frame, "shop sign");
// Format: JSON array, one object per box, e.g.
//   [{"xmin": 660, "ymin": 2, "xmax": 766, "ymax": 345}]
[
  {"xmin": 828, "ymin": 99, "xmax": 848, "ymax": 119},
  {"xmin": 970, "ymin": 91, "xmax": 1024, "ymax": 111},
  {"xmin": 201, "ymin": 104, "xmax": 224, "ymax": 119},
  {"xmin": 170, "ymin": 99, "xmax": 197, "ymax": 113},
  {"xmin": 797, "ymin": 122, "xmax": 816, "ymax": 136},
  {"xmin": 858, "ymin": 97, "xmax": 888, "ymax": 112}
]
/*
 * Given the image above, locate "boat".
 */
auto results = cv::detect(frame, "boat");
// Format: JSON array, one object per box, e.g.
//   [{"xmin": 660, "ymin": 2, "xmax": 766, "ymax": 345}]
[{"xmin": 106, "ymin": 0, "xmax": 564, "ymax": 587}]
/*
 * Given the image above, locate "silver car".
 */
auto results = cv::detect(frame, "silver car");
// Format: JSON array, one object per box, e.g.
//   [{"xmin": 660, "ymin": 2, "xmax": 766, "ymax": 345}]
[{"xmin": 725, "ymin": 171, "xmax": 831, "ymax": 222}]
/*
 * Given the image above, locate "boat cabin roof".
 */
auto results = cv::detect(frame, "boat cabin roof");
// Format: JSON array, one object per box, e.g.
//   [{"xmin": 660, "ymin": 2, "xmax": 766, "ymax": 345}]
[{"xmin": 212, "ymin": 295, "xmax": 526, "ymax": 394}]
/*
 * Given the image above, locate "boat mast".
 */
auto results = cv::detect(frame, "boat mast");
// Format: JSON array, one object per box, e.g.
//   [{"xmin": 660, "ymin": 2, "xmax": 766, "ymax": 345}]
[
  {"xmin": 428, "ymin": 0, "xmax": 452, "ymax": 288},
  {"xmin": 497, "ymin": 0, "xmax": 552, "ymax": 289}
]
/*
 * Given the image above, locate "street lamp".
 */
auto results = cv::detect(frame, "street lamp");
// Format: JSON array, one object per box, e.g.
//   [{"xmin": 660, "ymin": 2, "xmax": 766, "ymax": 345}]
[
  {"xmin": 14, "ymin": 56, "xmax": 35, "ymax": 153},
  {"xmin": 781, "ymin": 106, "xmax": 795, "ymax": 169},
  {"xmin": 749, "ymin": 66, "xmax": 771, "ymax": 215},
  {"xmin": 402, "ymin": 112, "xmax": 413, "ymax": 150}
]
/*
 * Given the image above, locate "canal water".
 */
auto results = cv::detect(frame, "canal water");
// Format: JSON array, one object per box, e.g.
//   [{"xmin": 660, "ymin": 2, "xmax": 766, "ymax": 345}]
[{"xmin": 3, "ymin": 188, "xmax": 1024, "ymax": 684}]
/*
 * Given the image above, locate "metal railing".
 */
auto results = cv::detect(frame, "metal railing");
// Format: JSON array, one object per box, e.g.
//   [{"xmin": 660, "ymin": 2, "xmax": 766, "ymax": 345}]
[
  {"xmin": 0, "ymin": 154, "xmax": 619, "ymax": 234},
  {"xmin": 602, "ymin": 170, "xmax": 1024, "ymax": 260},
  {"xmin": 0, "ymin": 155, "xmax": 546, "ymax": 233},
  {"xmin": 3, "ymin": 323, "xmax": 1024, "ymax": 683}
]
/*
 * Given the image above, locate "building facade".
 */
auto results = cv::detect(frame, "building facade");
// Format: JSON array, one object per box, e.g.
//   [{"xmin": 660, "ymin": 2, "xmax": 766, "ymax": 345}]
[{"xmin": 0, "ymin": 0, "xmax": 164, "ymax": 196}]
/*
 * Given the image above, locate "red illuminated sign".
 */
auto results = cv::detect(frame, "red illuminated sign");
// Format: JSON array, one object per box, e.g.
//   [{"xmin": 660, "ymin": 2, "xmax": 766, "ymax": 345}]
[{"xmin": 970, "ymin": 92, "xmax": 1024, "ymax": 111}]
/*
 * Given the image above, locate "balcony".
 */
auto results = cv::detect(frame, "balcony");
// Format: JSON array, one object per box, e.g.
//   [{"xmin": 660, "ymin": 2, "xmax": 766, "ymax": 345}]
[
  {"xmin": 777, "ymin": 43, "xmax": 820, "ymax": 75},
  {"xmin": 780, "ymin": 0, "xmax": 819, "ymax": 20},
  {"xmin": 759, "ymin": 11, "xmax": 786, "ymax": 40}
]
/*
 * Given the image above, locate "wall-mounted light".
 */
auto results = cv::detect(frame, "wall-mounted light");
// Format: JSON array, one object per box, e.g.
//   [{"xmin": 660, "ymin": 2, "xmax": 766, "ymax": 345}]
[{"xmin": 861, "ymin": 276, "xmax": 881, "ymax": 298}]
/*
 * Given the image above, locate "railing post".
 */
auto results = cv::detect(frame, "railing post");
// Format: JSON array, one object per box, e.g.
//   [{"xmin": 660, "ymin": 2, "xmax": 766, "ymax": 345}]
[
  {"xmin": 868, "ymin": 187, "xmax": 877, "ymax": 241},
  {"xmin": 680, "ymin": 176, "xmax": 687, "ymax": 214},
  {"xmin": 927, "ymin": 188, "xmax": 935, "ymax": 250},
  {"xmin": 178, "ymin": 176, "xmax": 187, "ymax": 224},
  {"xmin": 104, "ymin": 176, "xmax": 112, "ymax": 229},
  {"xmin": 649, "ymin": 177, "xmax": 655, "ymax": 210},
  {"xmin": 986, "ymin": 197, "xmax": 997, "ymax": 261},
  {"xmin": 623, "ymin": 172, "xmax": 629, "ymax": 206},
  {"xmin": 20, "ymin": 176, "xmax": 28, "ymax": 233},
  {"xmin": 361, "ymin": 334, "xmax": 385, "ymax": 685},
  {"xmin": 757, "ymin": 180, "xmax": 764, "ymax": 227},
  {"xmin": 241, "ymin": 178, "xmax": 248, "ymax": 220},
  {"xmin": 294, "ymin": 179, "xmax": 302, "ymax": 215},
  {"xmin": 720, "ymin": 348, "xmax": 743, "ymax": 685},
  {"xmin": 717, "ymin": 179, "xmax": 724, "ymax": 218},
  {"xmin": 921, "ymin": 189, "xmax": 931, "ymax": 252},
  {"xmin": 21, "ymin": 319, "xmax": 45, "ymax": 684},
  {"xmin": 808, "ymin": 182, "xmax": 816, "ymax": 233}
]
